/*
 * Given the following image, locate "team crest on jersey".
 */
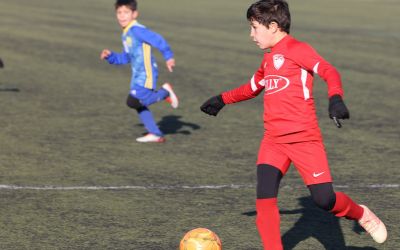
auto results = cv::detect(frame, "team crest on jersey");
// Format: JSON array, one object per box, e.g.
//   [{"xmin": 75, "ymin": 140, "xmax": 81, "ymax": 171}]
[
  {"xmin": 273, "ymin": 54, "xmax": 285, "ymax": 70},
  {"xmin": 123, "ymin": 37, "xmax": 132, "ymax": 53}
]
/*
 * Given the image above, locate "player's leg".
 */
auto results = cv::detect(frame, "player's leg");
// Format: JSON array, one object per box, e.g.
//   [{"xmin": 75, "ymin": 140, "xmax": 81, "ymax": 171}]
[
  {"xmin": 142, "ymin": 60, "xmax": 178, "ymax": 108},
  {"xmin": 308, "ymin": 182, "xmax": 387, "ymax": 243},
  {"xmin": 129, "ymin": 86, "xmax": 168, "ymax": 140},
  {"xmin": 162, "ymin": 83, "xmax": 179, "ymax": 108},
  {"xmin": 290, "ymin": 141, "xmax": 387, "ymax": 243},
  {"xmin": 307, "ymin": 182, "xmax": 336, "ymax": 211},
  {"xmin": 134, "ymin": 88, "xmax": 169, "ymax": 107},
  {"xmin": 308, "ymin": 182, "xmax": 363, "ymax": 219},
  {"xmin": 256, "ymin": 164, "xmax": 284, "ymax": 250},
  {"xmin": 126, "ymin": 94, "xmax": 165, "ymax": 142},
  {"xmin": 137, "ymin": 85, "xmax": 178, "ymax": 109},
  {"xmin": 256, "ymin": 140, "xmax": 291, "ymax": 250}
]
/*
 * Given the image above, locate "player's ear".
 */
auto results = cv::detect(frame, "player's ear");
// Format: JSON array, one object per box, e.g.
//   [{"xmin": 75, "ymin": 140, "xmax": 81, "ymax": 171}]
[
  {"xmin": 268, "ymin": 22, "xmax": 279, "ymax": 33},
  {"xmin": 132, "ymin": 10, "xmax": 139, "ymax": 19}
]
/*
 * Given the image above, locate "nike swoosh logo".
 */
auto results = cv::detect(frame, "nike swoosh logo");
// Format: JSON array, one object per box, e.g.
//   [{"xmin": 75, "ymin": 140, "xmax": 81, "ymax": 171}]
[{"xmin": 313, "ymin": 172, "xmax": 325, "ymax": 178}]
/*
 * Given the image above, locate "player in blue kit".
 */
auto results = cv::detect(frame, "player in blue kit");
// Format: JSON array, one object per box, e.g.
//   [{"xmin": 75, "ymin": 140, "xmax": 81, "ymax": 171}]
[{"xmin": 101, "ymin": 0, "xmax": 178, "ymax": 143}]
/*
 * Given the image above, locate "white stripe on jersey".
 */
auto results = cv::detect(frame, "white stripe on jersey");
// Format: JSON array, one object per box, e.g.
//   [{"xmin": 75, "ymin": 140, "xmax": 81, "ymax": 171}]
[
  {"xmin": 251, "ymin": 75, "xmax": 258, "ymax": 91},
  {"xmin": 251, "ymin": 75, "xmax": 266, "ymax": 92},
  {"xmin": 301, "ymin": 69, "xmax": 310, "ymax": 100},
  {"xmin": 313, "ymin": 62, "xmax": 320, "ymax": 74}
]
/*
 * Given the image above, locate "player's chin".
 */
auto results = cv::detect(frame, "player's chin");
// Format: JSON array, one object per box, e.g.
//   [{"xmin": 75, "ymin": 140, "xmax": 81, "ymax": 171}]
[
  {"xmin": 119, "ymin": 21, "xmax": 129, "ymax": 28},
  {"xmin": 255, "ymin": 42, "xmax": 266, "ymax": 50}
]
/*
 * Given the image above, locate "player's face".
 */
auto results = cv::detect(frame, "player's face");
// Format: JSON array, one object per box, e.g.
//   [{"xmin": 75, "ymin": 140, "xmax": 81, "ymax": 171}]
[
  {"xmin": 116, "ymin": 6, "xmax": 138, "ymax": 28},
  {"xmin": 250, "ymin": 20, "xmax": 276, "ymax": 50}
]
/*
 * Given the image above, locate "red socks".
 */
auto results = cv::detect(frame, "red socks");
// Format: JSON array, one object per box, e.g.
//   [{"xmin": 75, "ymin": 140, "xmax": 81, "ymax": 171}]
[
  {"xmin": 330, "ymin": 192, "xmax": 364, "ymax": 220},
  {"xmin": 256, "ymin": 198, "xmax": 283, "ymax": 250},
  {"xmin": 256, "ymin": 193, "xmax": 363, "ymax": 250}
]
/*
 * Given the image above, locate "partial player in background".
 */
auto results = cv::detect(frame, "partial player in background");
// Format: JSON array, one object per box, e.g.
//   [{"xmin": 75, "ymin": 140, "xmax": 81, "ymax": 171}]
[
  {"xmin": 200, "ymin": 0, "xmax": 387, "ymax": 249},
  {"xmin": 0, "ymin": 57, "xmax": 4, "ymax": 68},
  {"xmin": 101, "ymin": 0, "xmax": 178, "ymax": 143}
]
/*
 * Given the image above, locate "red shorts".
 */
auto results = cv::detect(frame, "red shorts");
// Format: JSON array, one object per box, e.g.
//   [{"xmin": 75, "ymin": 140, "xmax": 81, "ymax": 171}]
[{"xmin": 257, "ymin": 137, "xmax": 332, "ymax": 185}]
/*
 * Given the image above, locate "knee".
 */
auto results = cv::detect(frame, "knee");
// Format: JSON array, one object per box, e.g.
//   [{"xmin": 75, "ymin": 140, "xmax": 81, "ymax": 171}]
[
  {"xmin": 126, "ymin": 95, "xmax": 145, "ymax": 111},
  {"xmin": 257, "ymin": 164, "xmax": 283, "ymax": 199},
  {"xmin": 309, "ymin": 183, "xmax": 336, "ymax": 211},
  {"xmin": 312, "ymin": 194, "xmax": 335, "ymax": 211}
]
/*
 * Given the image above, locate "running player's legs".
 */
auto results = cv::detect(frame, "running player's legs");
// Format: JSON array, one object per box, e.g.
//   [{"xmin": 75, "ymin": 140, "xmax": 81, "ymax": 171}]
[{"xmin": 126, "ymin": 94, "xmax": 163, "ymax": 136}]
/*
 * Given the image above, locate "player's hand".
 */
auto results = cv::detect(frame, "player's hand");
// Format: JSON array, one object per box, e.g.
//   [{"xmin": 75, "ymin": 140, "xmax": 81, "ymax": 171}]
[
  {"xmin": 200, "ymin": 95, "xmax": 225, "ymax": 116},
  {"xmin": 100, "ymin": 49, "xmax": 112, "ymax": 60},
  {"xmin": 329, "ymin": 95, "xmax": 349, "ymax": 127},
  {"xmin": 166, "ymin": 58, "xmax": 175, "ymax": 72}
]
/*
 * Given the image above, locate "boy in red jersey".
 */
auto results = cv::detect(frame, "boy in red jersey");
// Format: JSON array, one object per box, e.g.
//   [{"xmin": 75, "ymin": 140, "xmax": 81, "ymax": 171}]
[{"xmin": 200, "ymin": 0, "xmax": 387, "ymax": 249}]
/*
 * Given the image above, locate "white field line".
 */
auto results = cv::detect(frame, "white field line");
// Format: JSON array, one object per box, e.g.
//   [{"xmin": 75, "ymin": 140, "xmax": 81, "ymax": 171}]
[
  {"xmin": 0, "ymin": 184, "xmax": 253, "ymax": 190},
  {"xmin": 0, "ymin": 184, "xmax": 398, "ymax": 191}
]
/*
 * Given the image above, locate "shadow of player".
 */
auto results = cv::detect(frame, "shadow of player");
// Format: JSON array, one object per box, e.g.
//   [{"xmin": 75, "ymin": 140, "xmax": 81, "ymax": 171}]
[
  {"xmin": 242, "ymin": 196, "xmax": 377, "ymax": 250},
  {"xmin": 0, "ymin": 58, "xmax": 20, "ymax": 92},
  {"xmin": 157, "ymin": 115, "xmax": 200, "ymax": 135},
  {"xmin": 0, "ymin": 86, "xmax": 20, "ymax": 92}
]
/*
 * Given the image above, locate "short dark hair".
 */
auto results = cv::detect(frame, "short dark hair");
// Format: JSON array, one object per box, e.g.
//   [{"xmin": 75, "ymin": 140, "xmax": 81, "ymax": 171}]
[
  {"xmin": 247, "ymin": 0, "xmax": 291, "ymax": 34},
  {"xmin": 115, "ymin": 0, "xmax": 137, "ymax": 11}
]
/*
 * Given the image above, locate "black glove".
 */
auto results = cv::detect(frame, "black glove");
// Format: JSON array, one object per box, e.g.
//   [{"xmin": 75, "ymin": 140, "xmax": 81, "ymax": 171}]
[
  {"xmin": 329, "ymin": 95, "xmax": 349, "ymax": 120},
  {"xmin": 200, "ymin": 95, "xmax": 225, "ymax": 116}
]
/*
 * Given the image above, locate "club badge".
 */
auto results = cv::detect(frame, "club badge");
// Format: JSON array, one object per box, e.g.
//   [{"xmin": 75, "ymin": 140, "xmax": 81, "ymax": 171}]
[{"xmin": 273, "ymin": 54, "xmax": 285, "ymax": 70}]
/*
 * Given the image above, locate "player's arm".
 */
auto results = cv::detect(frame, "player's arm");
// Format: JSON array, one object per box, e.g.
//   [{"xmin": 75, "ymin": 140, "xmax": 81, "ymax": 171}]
[
  {"xmin": 295, "ymin": 43, "xmax": 349, "ymax": 125},
  {"xmin": 100, "ymin": 49, "xmax": 130, "ymax": 65},
  {"xmin": 200, "ymin": 62, "xmax": 265, "ymax": 116},
  {"xmin": 132, "ymin": 26, "xmax": 174, "ymax": 71}
]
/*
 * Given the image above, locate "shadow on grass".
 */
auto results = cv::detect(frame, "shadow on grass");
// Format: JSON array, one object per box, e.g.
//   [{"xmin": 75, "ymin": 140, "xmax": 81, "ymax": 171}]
[
  {"xmin": 0, "ymin": 83, "xmax": 20, "ymax": 92},
  {"xmin": 242, "ymin": 196, "xmax": 377, "ymax": 250},
  {"xmin": 157, "ymin": 115, "xmax": 200, "ymax": 135},
  {"xmin": 0, "ymin": 88, "xmax": 20, "ymax": 92}
]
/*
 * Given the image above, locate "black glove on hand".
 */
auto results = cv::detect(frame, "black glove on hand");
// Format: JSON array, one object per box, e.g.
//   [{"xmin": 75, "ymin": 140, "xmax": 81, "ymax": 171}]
[
  {"xmin": 200, "ymin": 95, "xmax": 225, "ymax": 116},
  {"xmin": 329, "ymin": 95, "xmax": 350, "ymax": 120}
]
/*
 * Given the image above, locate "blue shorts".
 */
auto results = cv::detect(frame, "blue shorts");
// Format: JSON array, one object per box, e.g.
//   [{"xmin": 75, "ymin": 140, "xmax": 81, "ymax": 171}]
[{"xmin": 130, "ymin": 85, "xmax": 168, "ymax": 107}]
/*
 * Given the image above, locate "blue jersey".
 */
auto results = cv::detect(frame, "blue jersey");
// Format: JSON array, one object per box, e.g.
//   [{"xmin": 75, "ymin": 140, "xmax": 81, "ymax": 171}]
[{"xmin": 106, "ymin": 20, "xmax": 174, "ymax": 90}]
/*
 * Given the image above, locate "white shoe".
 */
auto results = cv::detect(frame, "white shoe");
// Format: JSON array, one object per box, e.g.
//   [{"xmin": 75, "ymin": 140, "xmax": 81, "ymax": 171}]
[
  {"xmin": 162, "ymin": 83, "xmax": 179, "ymax": 109},
  {"xmin": 136, "ymin": 133, "xmax": 165, "ymax": 143},
  {"xmin": 358, "ymin": 205, "xmax": 387, "ymax": 243}
]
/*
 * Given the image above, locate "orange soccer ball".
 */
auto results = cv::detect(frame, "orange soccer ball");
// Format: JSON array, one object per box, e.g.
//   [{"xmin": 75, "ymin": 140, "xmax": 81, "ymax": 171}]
[{"xmin": 179, "ymin": 228, "xmax": 222, "ymax": 250}]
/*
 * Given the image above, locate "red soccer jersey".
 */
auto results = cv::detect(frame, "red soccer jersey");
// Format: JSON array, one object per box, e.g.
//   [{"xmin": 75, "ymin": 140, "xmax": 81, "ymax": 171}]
[{"xmin": 222, "ymin": 35, "xmax": 343, "ymax": 142}]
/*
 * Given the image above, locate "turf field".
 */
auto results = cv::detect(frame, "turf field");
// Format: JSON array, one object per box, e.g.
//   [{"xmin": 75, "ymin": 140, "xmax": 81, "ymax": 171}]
[{"xmin": 0, "ymin": 0, "xmax": 399, "ymax": 249}]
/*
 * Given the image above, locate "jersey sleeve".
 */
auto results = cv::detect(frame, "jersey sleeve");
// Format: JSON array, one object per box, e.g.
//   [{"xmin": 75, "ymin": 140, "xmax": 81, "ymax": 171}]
[
  {"xmin": 132, "ymin": 26, "xmax": 174, "ymax": 61},
  {"xmin": 293, "ymin": 42, "xmax": 343, "ymax": 97},
  {"xmin": 106, "ymin": 51, "xmax": 131, "ymax": 65},
  {"xmin": 221, "ymin": 60, "xmax": 265, "ymax": 104}
]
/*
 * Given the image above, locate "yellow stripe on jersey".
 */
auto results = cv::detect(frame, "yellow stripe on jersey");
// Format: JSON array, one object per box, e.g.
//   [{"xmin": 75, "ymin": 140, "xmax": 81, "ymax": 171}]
[
  {"xmin": 143, "ymin": 43, "xmax": 153, "ymax": 89},
  {"xmin": 123, "ymin": 20, "xmax": 137, "ymax": 35}
]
